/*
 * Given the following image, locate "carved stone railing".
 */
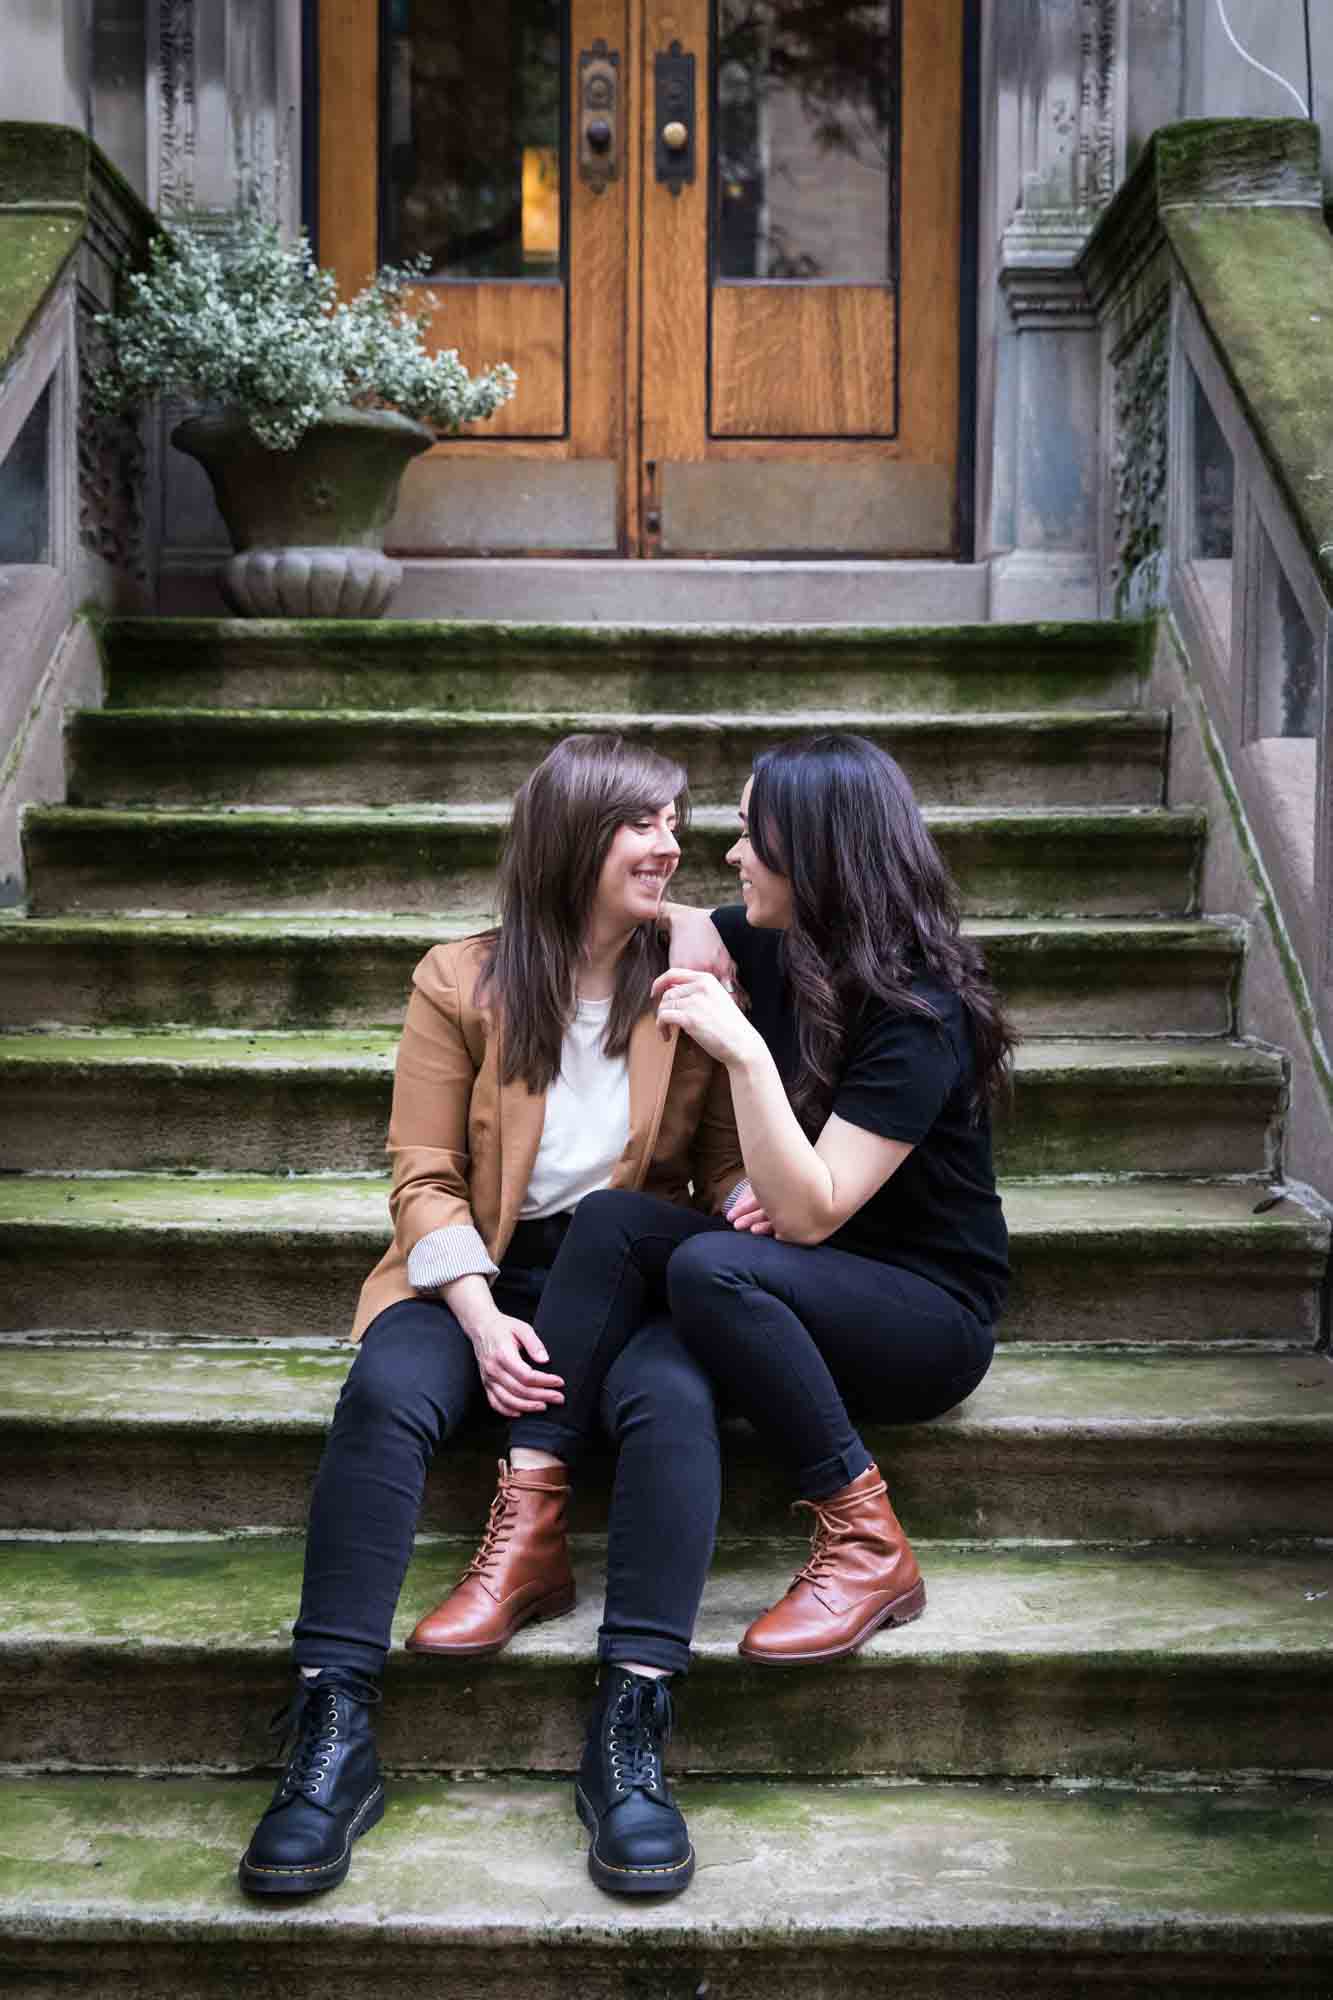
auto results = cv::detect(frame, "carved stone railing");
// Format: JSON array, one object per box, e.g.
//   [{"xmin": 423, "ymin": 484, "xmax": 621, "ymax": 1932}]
[
  {"xmin": 1081, "ymin": 117, "xmax": 1333, "ymax": 1067},
  {"xmin": 0, "ymin": 124, "xmax": 153, "ymax": 903}
]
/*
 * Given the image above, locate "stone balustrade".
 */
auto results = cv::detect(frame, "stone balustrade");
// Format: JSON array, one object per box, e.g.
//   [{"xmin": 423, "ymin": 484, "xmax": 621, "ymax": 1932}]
[
  {"xmin": 1081, "ymin": 115, "xmax": 1333, "ymax": 1159},
  {"xmin": 0, "ymin": 124, "xmax": 153, "ymax": 903}
]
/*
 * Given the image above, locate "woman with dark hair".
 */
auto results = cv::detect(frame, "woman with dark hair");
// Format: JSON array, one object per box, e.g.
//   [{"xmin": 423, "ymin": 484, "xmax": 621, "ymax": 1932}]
[
  {"xmin": 238, "ymin": 734, "xmax": 742, "ymax": 1904},
  {"xmin": 657, "ymin": 731, "xmax": 1012, "ymax": 1659},
  {"xmin": 461, "ymin": 730, "xmax": 1011, "ymax": 1698}
]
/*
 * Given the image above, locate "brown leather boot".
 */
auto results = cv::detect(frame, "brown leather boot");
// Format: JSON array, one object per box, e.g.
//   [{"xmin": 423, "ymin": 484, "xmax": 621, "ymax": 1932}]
[
  {"xmin": 406, "ymin": 1459, "xmax": 575, "ymax": 1658},
  {"xmin": 738, "ymin": 1464, "xmax": 925, "ymax": 1665}
]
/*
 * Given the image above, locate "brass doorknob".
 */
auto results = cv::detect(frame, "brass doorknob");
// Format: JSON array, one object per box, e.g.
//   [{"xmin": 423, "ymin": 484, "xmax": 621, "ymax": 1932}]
[{"xmin": 661, "ymin": 120, "xmax": 689, "ymax": 151}]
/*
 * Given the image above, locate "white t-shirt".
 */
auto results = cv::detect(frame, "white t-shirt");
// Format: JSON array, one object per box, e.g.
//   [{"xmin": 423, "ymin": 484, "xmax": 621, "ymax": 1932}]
[{"xmin": 518, "ymin": 995, "xmax": 631, "ymax": 1220}]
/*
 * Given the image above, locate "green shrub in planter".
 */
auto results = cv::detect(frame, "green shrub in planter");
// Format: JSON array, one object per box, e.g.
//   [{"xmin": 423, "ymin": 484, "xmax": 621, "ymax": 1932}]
[{"xmin": 93, "ymin": 213, "xmax": 517, "ymax": 615}]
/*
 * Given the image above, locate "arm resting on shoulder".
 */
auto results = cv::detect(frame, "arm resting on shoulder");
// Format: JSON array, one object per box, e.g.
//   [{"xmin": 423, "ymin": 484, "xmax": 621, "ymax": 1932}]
[{"xmin": 660, "ymin": 900, "xmax": 736, "ymax": 981}]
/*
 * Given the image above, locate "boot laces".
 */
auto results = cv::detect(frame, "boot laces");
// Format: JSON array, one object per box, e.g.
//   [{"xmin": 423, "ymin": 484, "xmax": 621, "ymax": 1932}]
[
  {"xmin": 607, "ymin": 1677, "xmax": 673, "ymax": 1797},
  {"xmin": 790, "ymin": 1475, "xmax": 888, "ymax": 1590},
  {"xmin": 270, "ymin": 1676, "xmax": 379, "ymax": 1800},
  {"xmin": 791, "ymin": 1499, "xmax": 849, "ymax": 1589},
  {"xmin": 461, "ymin": 1462, "xmax": 517, "ymax": 1582}
]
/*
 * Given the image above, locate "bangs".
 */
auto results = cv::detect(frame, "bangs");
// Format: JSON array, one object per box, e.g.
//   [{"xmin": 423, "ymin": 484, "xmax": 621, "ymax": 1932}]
[{"xmin": 565, "ymin": 736, "xmax": 691, "ymax": 833}]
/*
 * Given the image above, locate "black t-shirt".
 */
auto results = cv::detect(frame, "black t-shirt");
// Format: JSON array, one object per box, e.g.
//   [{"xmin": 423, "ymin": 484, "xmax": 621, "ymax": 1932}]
[{"xmin": 712, "ymin": 903, "xmax": 1009, "ymax": 1323}]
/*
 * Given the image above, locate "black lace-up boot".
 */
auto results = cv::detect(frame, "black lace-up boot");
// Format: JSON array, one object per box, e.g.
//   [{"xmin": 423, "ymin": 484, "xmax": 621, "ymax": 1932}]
[
  {"xmin": 239, "ymin": 1669, "xmax": 385, "ymax": 1896},
  {"xmin": 575, "ymin": 1668, "xmax": 694, "ymax": 1896}
]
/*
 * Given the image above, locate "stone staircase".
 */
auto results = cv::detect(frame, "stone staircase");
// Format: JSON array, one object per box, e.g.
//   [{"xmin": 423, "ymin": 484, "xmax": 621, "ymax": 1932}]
[{"xmin": 0, "ymin": 614, "xmax": 1331, "ymax": 1996}]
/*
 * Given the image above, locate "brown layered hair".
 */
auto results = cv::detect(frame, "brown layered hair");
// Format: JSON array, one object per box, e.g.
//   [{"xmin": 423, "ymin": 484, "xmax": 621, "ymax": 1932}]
[
  {"xmin": 747, "ymin": 733, "xmax": 1016, "ymax": 1132},
  {"xmin": 478, "ymin": 734, "xmax": 690, "ymax": 1091}
]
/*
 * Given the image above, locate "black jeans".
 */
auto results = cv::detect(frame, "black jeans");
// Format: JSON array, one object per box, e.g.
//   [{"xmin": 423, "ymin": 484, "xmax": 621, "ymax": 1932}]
[
  {"xmin": 512, "ymin": 1188, "xmax": 995, "ymax": 1503},
  {"xmin": 293, "ymin": 1246, "xmax": 721, "ymax": 1679}
]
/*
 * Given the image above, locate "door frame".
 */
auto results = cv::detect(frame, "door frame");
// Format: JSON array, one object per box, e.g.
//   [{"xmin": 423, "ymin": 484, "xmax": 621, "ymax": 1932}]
[{"xmin": 300, "ymin": 0, "xmax": 982, "ymax": 559}]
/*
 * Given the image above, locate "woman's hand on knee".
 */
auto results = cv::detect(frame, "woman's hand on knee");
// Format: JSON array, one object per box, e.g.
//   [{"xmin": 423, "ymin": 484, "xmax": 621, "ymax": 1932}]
[{"xmin": 466, "ymin": 1314, "xmax": 566, "ymax": 1418}]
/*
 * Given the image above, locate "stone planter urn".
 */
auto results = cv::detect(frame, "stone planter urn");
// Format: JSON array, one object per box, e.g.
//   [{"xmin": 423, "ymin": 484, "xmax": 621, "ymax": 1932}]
[{"xmin": 172, "ymin": 404, "xmax": 435, "ymax": 618}]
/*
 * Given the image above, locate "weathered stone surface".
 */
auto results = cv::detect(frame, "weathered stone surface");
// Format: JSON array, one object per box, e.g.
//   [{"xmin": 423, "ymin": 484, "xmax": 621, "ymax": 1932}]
[
  {"xmin": 0, "ymin": 1774, "xmax": 1330, "ymax": 1999},
  {"xmin": 66, "ymin": 707, "xmax": 1168, "ymax": 811},
  {"xmin": 21, "ymin": 803, "xmax": 1205, "ymax": 919},
  {"xmin": 1154, "ymin": 118, "xmax": 1322, "ymax": 211},
  {"xmin": 1082, "ymin": 118, "xmax": 1333, "ymax": 599},
  {"xmin": 0, "ymin": 123, "xmax": 151, "ymax": 363},
  {"xmin": 0, "ymin": 1340, "xmax": 1327, "ymax": 1540},
  {"xmin": 1166, "ymin": 202, "xmax": 1333, "ymax": 597},
  {"xmin": 173, "ymin": 409, "xmax": 435, "ymax": 560},
  {"xmin": 1, "ymin": 1537, "xmax": 1329, "ymax": 1779},
  {"xmin": 1, "ymin": 1175, "xmax": 1321, "ymax": 1344},
  {"xmin": 220, "ymin": 549, "xmax": 403, "ymax": 619},
  {"xmin": 0, "ymin": 912, "xmax": 1244, "ymax": 1037},
  {"xmin": 0, "ymin": 212, "xmax": 80, "ymax": 365},
  {"xmin": 98, "ymin": 617, "xmax": 1153, "ymax": 715},
  {"xmin": 0, "ymin": 1032, "xmax": 1284, "ymax": 1176}
]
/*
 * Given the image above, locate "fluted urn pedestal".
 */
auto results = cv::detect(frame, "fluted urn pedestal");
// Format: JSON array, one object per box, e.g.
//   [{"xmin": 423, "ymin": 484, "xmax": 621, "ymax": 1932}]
[{"xmin": 172, "ymin": 405, "xmax": 435, "ymax": 619}]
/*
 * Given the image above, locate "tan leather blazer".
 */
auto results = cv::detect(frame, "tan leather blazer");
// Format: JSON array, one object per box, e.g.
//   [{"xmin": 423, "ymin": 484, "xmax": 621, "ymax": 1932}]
[{"xmin": 351, "ymin": 935, "xmax": 744, "ymax": 1339}]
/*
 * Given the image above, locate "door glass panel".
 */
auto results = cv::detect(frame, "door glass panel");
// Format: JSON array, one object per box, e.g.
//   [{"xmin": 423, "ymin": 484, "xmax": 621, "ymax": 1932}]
[
  {"xmin": 713, "ymin": 0, "xmax": 899, "ymax": 281},
  {"xmin": 382, "ymin": 0, "xmax": 566, "ymax": 279}
]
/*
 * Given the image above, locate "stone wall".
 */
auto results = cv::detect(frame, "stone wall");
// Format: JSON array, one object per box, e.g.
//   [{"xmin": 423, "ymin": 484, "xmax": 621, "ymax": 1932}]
[{"xmin": 980, "ymin": 0, "xmax": 1333, "ymax": 615}]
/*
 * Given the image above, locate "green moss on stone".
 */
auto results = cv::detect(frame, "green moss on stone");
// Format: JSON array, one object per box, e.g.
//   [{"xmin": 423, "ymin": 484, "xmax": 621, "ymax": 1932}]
[
  {"xmin": 0, "ymin": 122, "xmax": 90, "ymax": 207},
  {"xmin": 1154, "ymin": 117, "xmax": 1320, "ymax": 204},
  {"xmin": 96, "ymin": 616, "xmax": 1155, "ymax": 717},
  {"xmin": 1166, "ymin": 203, "xmax": 1333, "ymax": 593},
  {"xmin": 0, "ymin": 211, "xmax": 80, "ymax": 359},
  {"xmin": 0, "ymin": 127, "xmax": 153, "ymax": 361},
  {"xmin": 101, "ymin": 613, "xmax": 1149, "ymax": 663}
]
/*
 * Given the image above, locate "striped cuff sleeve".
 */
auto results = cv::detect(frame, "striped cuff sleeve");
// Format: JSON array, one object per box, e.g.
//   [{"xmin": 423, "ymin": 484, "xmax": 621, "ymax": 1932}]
[
  {"xmin": 407, "ymin": 1224, "xmax": 500, "ymax": 1290},
  {"xmin": 722, "ymin": 1179, "xmax": 752, "ymax": 1218}
]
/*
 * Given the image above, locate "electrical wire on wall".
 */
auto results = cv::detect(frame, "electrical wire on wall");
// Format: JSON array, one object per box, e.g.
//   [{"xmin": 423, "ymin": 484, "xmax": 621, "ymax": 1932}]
[{"xmin": 1214, "ymin": 0, "xmax": 1312, "ymax": 119}]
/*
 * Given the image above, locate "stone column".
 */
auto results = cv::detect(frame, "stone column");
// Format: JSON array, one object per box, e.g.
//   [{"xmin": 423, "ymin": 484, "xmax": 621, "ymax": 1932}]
[
  {"xmin": 0, "ymin": 0, "xmax": 93, "ymax": 132},
  {"xmin": 149, "ymin": 0, "xmax": 305, "ymax": 583},
  {"xmin": 982, "ymin": 0, "xmax": 1125, "ymax": 620},
  {"xmin": 149, "ymin": 0, "xmax": 301, "ymax": 225}
]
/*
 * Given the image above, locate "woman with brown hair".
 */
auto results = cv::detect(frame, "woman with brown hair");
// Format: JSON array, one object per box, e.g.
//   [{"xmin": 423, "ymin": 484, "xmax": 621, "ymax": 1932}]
[
  {"xmin": 420, "ymin": 732, "xmax": 1011, "ymax": 1897},
  {"xmin": 238, "ymin": 734, "xmax": 741, "ymax": 1904},
  {"xmin": 435, "ymin": 727, "xmax": 1009, "ymax": 1759}
]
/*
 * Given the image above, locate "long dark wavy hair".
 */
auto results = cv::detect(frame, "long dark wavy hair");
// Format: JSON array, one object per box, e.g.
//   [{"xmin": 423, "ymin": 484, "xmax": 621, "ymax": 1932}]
[
  {"xmin": 479, "ymin": 734, "xmax": 689, "ymax": 1091},
  {"xmin": 746, "ymin": 733, "xmax": 1015, "ymax": 1131}
]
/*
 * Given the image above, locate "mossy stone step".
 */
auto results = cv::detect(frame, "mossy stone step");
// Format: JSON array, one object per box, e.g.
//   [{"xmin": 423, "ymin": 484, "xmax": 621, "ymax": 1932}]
[
  {"xmin": 67, "ymin": 708, "xmax": 1168, "ymax": 811},
  {"xmin": 0, "ymin": 1175, "xmax": 1321, "ymax": 1345},
  {"xmin": 21, "ymin": 804, "xmax": 1206, "ymax": 919},
  {"xmin": 1, "ymin": 1773, "xmax": 1329, "ymax": 1999},
  {"xmin": 98, "ymin": 615, "xmax": 1152, "ymax": 716},
  {"xmin": 1, "ymin": 1341, "xmax": 1327, "ymax": 1540},
  {"xmin": 0, "ymin": 1032, "xmax": 1284, "ymax": 1177},
  {"xmin": 0, "ymin": 913, "xmax": 1244, "ymax": 1037},
  {"xmin": 2, "ymin": 1536, "xmax": 1329, "ymax": 1779}
]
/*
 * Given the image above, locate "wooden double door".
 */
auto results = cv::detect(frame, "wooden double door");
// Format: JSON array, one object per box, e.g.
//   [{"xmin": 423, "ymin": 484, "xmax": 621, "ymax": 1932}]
[{"xmin": 321, "ymin": 0, "xmax": 963, "ymax": 555}]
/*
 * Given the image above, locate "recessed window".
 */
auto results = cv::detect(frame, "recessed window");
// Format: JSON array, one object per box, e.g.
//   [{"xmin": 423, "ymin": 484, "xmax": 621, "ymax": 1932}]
[
  {"xmin": 1245, "ymin": 524, "xmax": 1323, "ymax": 896},
  {"xmin": 0, "ymin": 383, "xmax": 52, "ymax": 565},
  {"xmin": 1253, "ymin": 533, "xmax": 1319, "ymax": 742},
  {"xmin": 1185, "ymin": 365, "xmax": 1235, "ymax": 657}
]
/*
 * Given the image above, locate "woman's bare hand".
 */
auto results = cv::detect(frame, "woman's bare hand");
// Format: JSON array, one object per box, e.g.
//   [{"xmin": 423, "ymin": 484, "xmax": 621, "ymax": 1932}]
[
  {"xmin": 662, "ymin": 903, "xmax": 737, "ymax": 983},
  {"xmin": 651, "ymin": 967, "xmax": 764, "ymax": 1065},
  {"xmin": 467, "ymin": 1314, "xmax": 565, "ymax": 1418},
  {"xmin": 728, "ymin": 1187, "xmax": 776, "ymax": 1235}
]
